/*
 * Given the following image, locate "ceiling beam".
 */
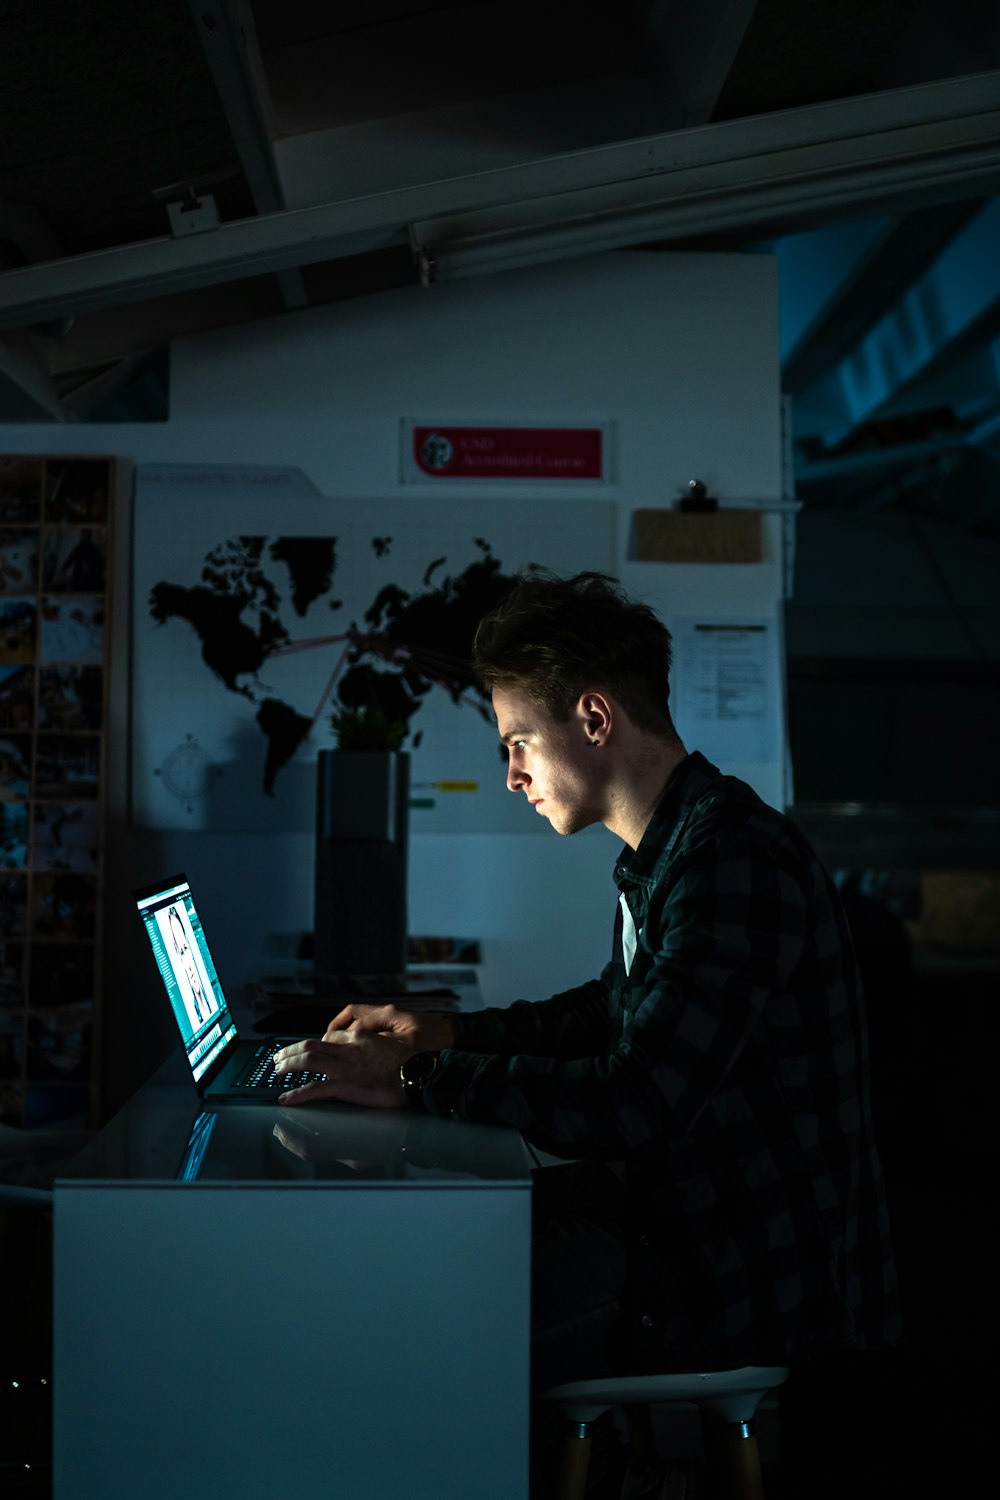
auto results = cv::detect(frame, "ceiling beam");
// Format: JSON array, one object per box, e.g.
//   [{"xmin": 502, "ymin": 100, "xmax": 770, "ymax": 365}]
[
  {"xmin": 776, "ymin": 215, "xmax": 892, "ymax": 370},
  {"xmin": 187, "ymin": 0, "xmax": 307, "ymax": 309},
  {"xmin": 58, "ymin": 355, "xmax": 141, "ymax": 420},
  {"xmin": 782, "ymin": 201, "xmax": 984, "ymax": 393},
  {"xmin": 0, "ymin": 197, "xmax": 64, "ymax": 265},
  {"xmin": 0, "ymin": 70, "xmax": 999, "ymax": 332},
  {"xmin": 967, "ymin": 399, "xmax": 1000, "ymax": 450},
  {"xmin": 38, "ymin": 278, "xmax": 285, "ymax": 377},
  {"xmin": 0, "ymin": 331, "xmax": 67, "ymax": 420},
  {"xmin": 817, "ymin": 196, "xmax": 1000, "ymax": 447},
  {"xmin": 636, "ymin": 0, "xmax": 759, "ymax": 128},
  {"xmin": 795, "ymin": 422, "xmax": 996, "ymax": 484}
]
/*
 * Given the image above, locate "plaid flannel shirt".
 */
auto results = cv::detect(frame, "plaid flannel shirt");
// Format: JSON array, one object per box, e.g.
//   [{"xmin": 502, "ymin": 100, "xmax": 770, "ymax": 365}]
[{"xmin": 426, "ymin": 751, "xmax": 900, "ymax": 1367}]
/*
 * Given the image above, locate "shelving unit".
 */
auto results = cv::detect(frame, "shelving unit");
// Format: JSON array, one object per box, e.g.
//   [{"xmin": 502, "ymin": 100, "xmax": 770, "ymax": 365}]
[{"xmin": 0, "ymin": 453, "xmax": 113, "ymax": 1128}]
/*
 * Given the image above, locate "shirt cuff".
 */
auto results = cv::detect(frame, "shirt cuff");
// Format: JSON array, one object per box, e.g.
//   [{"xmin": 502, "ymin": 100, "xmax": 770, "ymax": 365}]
[{"xmin": 422, "ymin": 1047, "xmax": 490, "ymax": 1119}]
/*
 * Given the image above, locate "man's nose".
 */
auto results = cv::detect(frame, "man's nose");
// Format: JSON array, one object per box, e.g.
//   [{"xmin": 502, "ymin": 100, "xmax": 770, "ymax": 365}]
[{"xmin": 506, "ymin": 757, "xmax": 528, "ymax": 794}]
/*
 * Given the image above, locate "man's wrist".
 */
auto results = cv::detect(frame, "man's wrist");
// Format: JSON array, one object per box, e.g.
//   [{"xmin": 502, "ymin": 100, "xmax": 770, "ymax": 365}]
[{"xmin": 419, "ymin": 1015, "xmax": 455, "ymax": 1051}]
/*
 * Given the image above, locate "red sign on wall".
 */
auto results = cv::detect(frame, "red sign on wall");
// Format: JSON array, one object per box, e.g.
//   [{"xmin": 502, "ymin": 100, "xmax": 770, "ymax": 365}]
[{"xmin": 406, "ymin": 424, "xmax": 606, "ymax": 482}]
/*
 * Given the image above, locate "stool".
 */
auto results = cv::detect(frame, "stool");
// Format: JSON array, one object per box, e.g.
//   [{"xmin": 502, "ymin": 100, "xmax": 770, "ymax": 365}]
[{"xmin": 540, "ymin": 1364, "xmax": 789, "ymax": 1500}]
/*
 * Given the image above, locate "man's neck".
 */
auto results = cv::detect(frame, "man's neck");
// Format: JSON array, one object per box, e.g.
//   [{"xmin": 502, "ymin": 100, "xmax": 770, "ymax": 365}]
[{"xmin": 604, "ymin": 738, "xmax": 688, "ymax": 850}]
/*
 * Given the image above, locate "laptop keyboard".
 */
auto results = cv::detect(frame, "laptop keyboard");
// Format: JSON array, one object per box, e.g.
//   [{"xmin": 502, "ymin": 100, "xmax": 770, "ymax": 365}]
[{"xmin": 237, "ymin": 1043, "xmax": 328, "ymax": 1091}]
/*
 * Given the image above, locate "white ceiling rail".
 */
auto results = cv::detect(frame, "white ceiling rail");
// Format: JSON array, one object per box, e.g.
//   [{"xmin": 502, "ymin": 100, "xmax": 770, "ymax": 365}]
[
  {"xmin": 0, "ymin": 70, "xmax": 999, "ymax": 332},
  {"xmin": 414, "ymin": 74, "xmax": 1000, "ymax": 271},
  {"xmin": 413, "ymin": 141, "xmax": 1000, "ymax": 283}
]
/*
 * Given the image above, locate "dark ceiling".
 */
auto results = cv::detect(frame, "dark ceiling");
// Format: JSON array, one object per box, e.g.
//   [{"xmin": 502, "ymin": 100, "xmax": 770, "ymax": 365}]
[{"xmin": 1, "ymin": 0, "xmax": 999, "ymax": 525}]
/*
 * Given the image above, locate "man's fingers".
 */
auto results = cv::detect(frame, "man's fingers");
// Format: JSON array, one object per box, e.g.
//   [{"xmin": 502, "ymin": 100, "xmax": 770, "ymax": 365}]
[
  {"xmin": 324, "ymin": 1002, "xmax": 383, "ymax": 1037},
  {"xmin": 273, "ymin": 1031, "xmax": 368, "ymax": 1091},
  {"xmin": 277, "ymin": 1077, "xmax": 336, "ymax": 1105},
  {"xmin": 273, "ymin": 1035, "xmax": 346, "ymax": 1070},
  {"xmin": 325, "ymin": 1002, "xmax": 370, "ymax": 1032}
]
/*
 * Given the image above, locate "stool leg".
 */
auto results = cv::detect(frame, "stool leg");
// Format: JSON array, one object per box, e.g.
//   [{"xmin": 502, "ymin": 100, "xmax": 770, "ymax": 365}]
[
  {"xmin": 719, "ymin": 1421, "xmax": 765, "ymax": 1500},
  {"xmin": 556, "ymin": 1420, "xmax": 593, "ymax": 1500},
  {"xmin": 700, "ymin": 1412, "xmax": 766, "ymax": 1500}
]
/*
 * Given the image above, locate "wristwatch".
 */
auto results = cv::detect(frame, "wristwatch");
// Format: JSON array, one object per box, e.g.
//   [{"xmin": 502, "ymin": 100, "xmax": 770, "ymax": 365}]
[{"xmin": 399, "ymin": 1051, "xmax": 441, "ymax": 1111}]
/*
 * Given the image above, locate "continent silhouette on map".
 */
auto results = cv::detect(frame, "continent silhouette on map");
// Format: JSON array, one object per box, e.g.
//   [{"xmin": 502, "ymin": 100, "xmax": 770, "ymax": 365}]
[
  {"xmin": 337, "ymin": 543, "xmax": 514, "ymax": 746},
  {"xmin": 150, "ymin": 536, "xmax": 291, "ymax": 694},
  {"xmin": 150, "ymin": 534, "xmax": 521, "ymax": 796},
  {"xmin": 268, "ymin": 536, "xmax": 338, "ymax": 616},
  {"xmin": 149, "ymin": 581, "xmax": 280, "ymax": 694},
  {"xmin": 256, "ymin": 698, "xmax": 313, "ymax": 795}
]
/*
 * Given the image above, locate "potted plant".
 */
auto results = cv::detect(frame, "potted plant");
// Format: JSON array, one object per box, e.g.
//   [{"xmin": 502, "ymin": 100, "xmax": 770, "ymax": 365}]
[{"xmin": 328, "ymin": 704, "xmax": 408, "ymax": 752}]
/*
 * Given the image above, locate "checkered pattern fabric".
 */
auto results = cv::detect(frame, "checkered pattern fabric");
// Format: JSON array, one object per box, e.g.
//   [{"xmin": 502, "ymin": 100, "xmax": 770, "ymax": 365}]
[{"xmin": 428, "ymin": 751, "xmax": 900, "ymax": 1366}]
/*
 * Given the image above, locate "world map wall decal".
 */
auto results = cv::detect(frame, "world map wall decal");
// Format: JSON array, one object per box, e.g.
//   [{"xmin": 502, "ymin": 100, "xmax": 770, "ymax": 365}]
[
  {"xmin": 154, "ymin": 733, "xmax": 222, "ymax": 812},
  {"xmin": 131, "ymin": 465, "xmax": 615, "ymax": 834},
  {"xmin": 148, "ymin": 534, "xmax": 515, "ymax": 796}
]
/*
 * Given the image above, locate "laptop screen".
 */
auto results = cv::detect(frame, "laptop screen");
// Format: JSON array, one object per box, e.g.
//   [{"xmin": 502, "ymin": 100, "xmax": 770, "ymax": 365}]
[
  {"xmin": 136, "ymin": 875, "xmax": 237, "ymax": 1083},
  {"xmin": 177, "ymin": 1110, "xmax": 219, "ymax": 1180}
]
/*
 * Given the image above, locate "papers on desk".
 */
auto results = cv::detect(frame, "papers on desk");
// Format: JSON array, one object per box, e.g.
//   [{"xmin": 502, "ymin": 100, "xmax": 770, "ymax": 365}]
[
  {"xmin": 244, "ymin": 973, "xmax": 464, "ymax": 1035},
  {"xmin": 255, "ymin": 971, "xmax": 462, "ymax": 1001}
]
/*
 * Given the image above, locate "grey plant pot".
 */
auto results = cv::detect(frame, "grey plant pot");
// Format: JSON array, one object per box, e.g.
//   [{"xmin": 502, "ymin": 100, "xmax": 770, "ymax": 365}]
[{"xmin": 314, "ymin": 750, "xmax": 410, "ymax": 977}]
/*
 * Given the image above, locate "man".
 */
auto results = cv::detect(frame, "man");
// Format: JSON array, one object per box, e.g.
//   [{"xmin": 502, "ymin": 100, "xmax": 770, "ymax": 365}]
[{"xmin": 275, "ymin": 571, "xmax": 898, "ymax": 1389}]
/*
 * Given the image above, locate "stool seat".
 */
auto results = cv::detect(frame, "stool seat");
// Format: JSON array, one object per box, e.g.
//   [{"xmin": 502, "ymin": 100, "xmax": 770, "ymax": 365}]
[
  {"xmin": 542, "ymin": 1363, "xmax": 789, "ymax": 1423},
  {"xmin": 540, "ymin": 1364, "xmax": 790, "ymax": 1500}
]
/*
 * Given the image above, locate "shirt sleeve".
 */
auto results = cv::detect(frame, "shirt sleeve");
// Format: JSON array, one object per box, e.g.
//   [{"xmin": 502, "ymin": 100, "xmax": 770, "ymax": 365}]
[
  {"xmin": 448, "ymin": 971, "xmax": 612, "ymax": 1057},
  {"xmin": 423, "ymin": 827, "xmax": 811, "ymax": 1157}
]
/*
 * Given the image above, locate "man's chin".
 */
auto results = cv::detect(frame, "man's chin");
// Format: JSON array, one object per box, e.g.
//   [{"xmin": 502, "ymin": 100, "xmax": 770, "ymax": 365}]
[{"xmin": 545, "ymin": 810, "xmax": 592, "ymax": 837}]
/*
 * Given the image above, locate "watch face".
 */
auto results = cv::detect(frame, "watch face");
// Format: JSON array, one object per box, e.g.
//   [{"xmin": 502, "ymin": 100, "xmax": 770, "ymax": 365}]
[
  {"xmin": 405, "ymin": 1051, "xmax": 438, "ymax": 1086},
  {"xmin": 401, "ymin": 1050, "xmax": 439, "ymax": 1111}
]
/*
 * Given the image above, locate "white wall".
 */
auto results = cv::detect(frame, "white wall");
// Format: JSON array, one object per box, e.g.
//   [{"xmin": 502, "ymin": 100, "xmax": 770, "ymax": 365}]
[{"xmin": 1, "ymin": 250, "xmax": 783, "ymax": 1109}]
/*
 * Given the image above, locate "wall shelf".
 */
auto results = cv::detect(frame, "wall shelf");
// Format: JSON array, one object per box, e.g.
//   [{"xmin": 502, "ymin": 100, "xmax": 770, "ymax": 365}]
[{"xmin": 1, "ymin": 453, "xmax": 113, "ymax": 1129}]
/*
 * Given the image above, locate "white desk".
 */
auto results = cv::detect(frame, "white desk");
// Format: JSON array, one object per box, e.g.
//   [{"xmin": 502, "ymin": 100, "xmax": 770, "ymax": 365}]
[{"xmin": 54, "ymin": 1052, "xmax": 532, "ymax": 1499}]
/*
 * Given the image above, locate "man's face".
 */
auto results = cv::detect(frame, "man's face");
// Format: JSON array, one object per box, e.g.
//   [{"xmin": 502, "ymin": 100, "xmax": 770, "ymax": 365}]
[{"xmin": 492, "ymin": 685, "xmax": 603, "ymax": 836}]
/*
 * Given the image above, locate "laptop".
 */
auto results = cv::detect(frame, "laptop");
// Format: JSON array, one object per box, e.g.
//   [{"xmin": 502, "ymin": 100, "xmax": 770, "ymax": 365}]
[{"xmin": 135, "ymin": 873, "xmax": 327, "ymax": 1101}]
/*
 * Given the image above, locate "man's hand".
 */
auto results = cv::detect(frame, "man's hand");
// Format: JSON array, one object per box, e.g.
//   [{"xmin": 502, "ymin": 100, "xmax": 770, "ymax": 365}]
[
  {"xmin": 325, "ymin": 1002, "xmax": 455, "ymax": 1053},
  {"xmin": 272, "ymin": 1107, "xmax": 410, "ymax": 1168},
  {"xmin": 272, "ymin": 1029, "xmax": 413, "ymax": 1109}
]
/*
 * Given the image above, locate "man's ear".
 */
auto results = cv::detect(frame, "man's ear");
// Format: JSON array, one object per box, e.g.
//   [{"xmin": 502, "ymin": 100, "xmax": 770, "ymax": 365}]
[{"xmin": 577, "ymin": 691, "xmax": 613, "ymax": 745}]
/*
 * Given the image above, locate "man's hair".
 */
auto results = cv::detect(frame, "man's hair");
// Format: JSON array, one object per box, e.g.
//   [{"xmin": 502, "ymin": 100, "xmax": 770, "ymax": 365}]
[{"xmin": 473, "ymin": 571, "xmax": 675, "ymax": 735}]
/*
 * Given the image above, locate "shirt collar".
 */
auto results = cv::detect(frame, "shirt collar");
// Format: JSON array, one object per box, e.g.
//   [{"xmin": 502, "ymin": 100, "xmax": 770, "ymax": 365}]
[{"xmin": 613, "ymin": 750, "xmax": 721, "ymax": 890}]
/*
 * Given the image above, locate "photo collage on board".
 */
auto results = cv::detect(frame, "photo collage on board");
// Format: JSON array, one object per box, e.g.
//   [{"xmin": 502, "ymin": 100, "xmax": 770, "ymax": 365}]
[{"xmin": 1, "ymin": 454, "xmax": 111, "ymax": 1129}]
